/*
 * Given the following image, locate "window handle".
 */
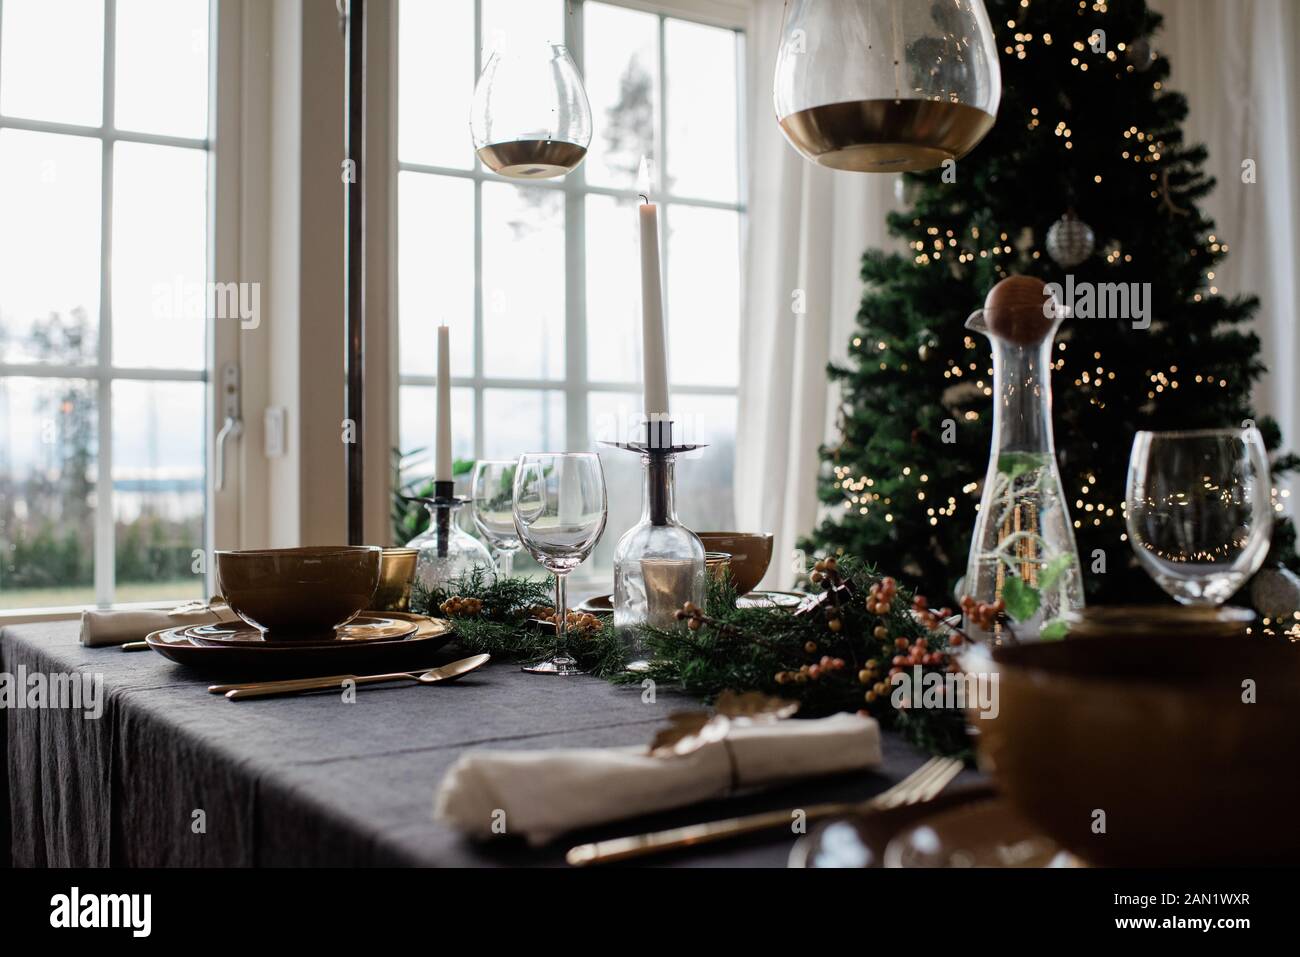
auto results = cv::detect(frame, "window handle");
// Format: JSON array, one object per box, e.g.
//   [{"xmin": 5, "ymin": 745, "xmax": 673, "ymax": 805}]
[{"xmin": 215, "ymin": 362, "xmax": 242, "ymax": 493}]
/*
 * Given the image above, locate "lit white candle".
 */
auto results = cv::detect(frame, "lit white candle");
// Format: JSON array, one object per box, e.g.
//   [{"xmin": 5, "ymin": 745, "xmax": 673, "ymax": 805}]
[
  {"xmin": 436, "ymin": 324, "xmax": 452, "ymax": 482},
  {"xmin": 637, "ymin": 158, "xmax": 670, "ymax": 422}
]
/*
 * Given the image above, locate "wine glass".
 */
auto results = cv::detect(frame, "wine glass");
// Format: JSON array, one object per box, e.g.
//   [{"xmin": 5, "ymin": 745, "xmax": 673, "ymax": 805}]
[
  {"xmin": 471, "ymin": 460, "xmax": 522, "ymax": 578},
  {"xmin": 513, "ymin": 452, "xmax": 608, "ymax": 675},
  {"xmin": 1125, "ymin": 427, "xmax": 1273, "ymax": 605}
]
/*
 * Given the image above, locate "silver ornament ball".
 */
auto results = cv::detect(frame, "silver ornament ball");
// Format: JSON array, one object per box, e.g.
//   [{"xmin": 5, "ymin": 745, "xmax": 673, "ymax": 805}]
[
  {"xmin": 1249, "ymin": 566, "xmax": 1300, "ymax": 620},
  {"xmin": 1046, "ymin": 212, "xmax": 1096, "ymax": 269}
]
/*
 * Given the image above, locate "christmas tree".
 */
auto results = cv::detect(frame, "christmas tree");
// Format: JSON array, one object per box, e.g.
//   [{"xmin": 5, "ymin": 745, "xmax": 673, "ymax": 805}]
[{"xmin": 802, "ymin": 0, "xmax": 1299, "ymax": 606}]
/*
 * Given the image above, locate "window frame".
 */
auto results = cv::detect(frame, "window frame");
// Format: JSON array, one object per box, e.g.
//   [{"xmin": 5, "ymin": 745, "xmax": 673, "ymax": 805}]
[
  {"xmin": 0, "ymin": 0, "xmax": 229, "ymax": 617},
  {"xmin": 393, "ymin": 0, "xmax": 748, "ymax": 470}
]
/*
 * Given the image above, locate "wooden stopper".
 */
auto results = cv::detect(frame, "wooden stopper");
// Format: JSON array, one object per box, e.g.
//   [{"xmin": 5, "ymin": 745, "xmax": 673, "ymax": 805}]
[{"xmin": 984, "ymin": 275, "xmax": 1058, "ymax": 345}]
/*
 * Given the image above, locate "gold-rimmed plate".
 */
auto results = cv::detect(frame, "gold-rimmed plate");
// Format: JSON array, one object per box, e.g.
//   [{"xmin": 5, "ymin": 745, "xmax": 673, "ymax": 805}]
[
  {"xmin": 737, "ymin": 590, "xmax": 804, "ymax": 609},
  {"xmin": 185, "ymin": 614, "xmax": 418, "ymax": 648},
  {"xmin": 145, "ymin": 613, "xmax": 455, "ymax": 678},
  {"xmin": 579, "ymin": 591, "xmax": 806, "ymax": 614}
]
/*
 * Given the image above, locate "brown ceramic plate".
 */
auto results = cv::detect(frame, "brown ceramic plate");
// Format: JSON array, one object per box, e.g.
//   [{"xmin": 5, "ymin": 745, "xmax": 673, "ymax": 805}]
[
  {"xmin": 184, "ymin": 614, "xmax": 419, "ymax": 648},
  {"xmin": 790, "ymin": 785, "xmax": 1071, "ymax": 868},
  {"xmin": 882, "ymin": 798, "xmax": 1074, "ymax": 868},
  {"xmin": 577, "ymin": 594, "xmax": 614, "ymax": 615},
  {"xmin": 145, "ymin": 615, "xmax": 455, "ymax": 678}
]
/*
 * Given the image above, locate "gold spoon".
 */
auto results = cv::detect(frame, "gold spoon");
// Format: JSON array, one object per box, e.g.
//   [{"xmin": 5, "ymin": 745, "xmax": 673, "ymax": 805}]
[{"xmin": 212, "ymin": 654, "xmax": 491, "ymax": 700}]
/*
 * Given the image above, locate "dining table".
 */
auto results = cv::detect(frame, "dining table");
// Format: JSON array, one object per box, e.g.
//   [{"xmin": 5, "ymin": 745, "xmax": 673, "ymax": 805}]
[{"xmin": 1, "ymin": 619, "xmax": 981, "ymax": 867}]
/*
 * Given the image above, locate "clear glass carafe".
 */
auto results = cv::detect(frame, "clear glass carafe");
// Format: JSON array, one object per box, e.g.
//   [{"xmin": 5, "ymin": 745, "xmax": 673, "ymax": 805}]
[
  {"xmin": 409, "ymin": 497, "xmax": 495, "ymax": 593},
  {"xmin": 964, "ymin": 307, "xmax": 1084, "ymax": 641},
  {"xmin": 613, "ymin": 454, "xmax": 705, "ymax": 670}
]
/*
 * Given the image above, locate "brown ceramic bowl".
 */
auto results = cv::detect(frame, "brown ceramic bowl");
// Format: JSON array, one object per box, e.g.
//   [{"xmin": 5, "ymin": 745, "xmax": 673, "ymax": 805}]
[
  {"xmin": 973, "ymin": 633, "xmax": 1300, "ymax": 865},
  {"xmin": 372, "ymin": 547, "xmax": 419, "ymax": 612},
  {"xmin": 215, "ymin": 546, "xmax": 382, "ymax": 641},
  {"xmin": 697, "ymin": 533, "xmax": 773, "ymax": 594},
  {"xmin": 704, "ymin": 551, "xmax": 732, "ymax": 584},
  {"xmin": 1064, "ymin": 604, "xmax": 1253, "ymax": 640}
]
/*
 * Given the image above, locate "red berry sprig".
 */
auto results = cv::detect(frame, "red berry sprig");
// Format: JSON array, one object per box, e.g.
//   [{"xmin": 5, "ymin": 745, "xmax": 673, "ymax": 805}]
[
  {"xmin": 865, "ymin": 576, "xmax": 896, "ymax": 615},
  {"xmin": 775, "ymin": 654, "xmax": 848, "ymax": 685},
  {"xmin": 959, "ymin": 594, "xmax": 1005, "ymax": 631}
]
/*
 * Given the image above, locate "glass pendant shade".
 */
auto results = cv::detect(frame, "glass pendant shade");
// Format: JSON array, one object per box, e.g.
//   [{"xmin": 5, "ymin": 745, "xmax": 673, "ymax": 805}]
[
  {"xmin": 773, "ymin": 0, "xmax": 1001, "ymax": 172},
  {"xmin": 471, "ymin": 40, "xmax": 592, "ymax": 180}
]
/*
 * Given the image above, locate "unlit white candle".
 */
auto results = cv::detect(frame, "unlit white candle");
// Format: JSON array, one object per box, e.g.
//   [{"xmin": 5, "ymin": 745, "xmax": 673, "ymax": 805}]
[
  {"xmin": 436, "ymin": 324, "xmax": 452, "ymax": 482},
  {"xmin": 638, "ymin": 201, "xmax": 670, "ymax": 420}
]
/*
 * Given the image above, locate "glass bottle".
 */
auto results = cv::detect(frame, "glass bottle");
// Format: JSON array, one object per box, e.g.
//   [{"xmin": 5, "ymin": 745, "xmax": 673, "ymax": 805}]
[
  {"xmin": 773, "ymin": 0, "xmax": 1001, "ymax": 172},
  {"xmin": 408, "ymin": 485, "xmax": 496, "ymax": 593},
  {"xmin": 964, "ymin": 289, "xmax": 1084, "ymax": 642},
  {"xmin": 613, "ymin": 453, "xmax": 705, "ymax": 670}
]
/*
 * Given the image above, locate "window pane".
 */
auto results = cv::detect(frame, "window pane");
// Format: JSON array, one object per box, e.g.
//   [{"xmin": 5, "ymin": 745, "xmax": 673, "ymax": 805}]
[
  {"xmin": 112, "ymin": 380, "xmax": 203, "ymax": 602},
  {"xmin": 398, "ymin": 385, "xmax": 474, "ymax": 484},
  {"xmin": 114, "ymin": 0, "xmax": 210, "ymax": 139},
  {"xmin": 398, "ymin": 0, "xmax": 474, "ymax": 169},
  {"xmin": 482, "ymin": 388, "xmax": 564, "ymax": 460},
  {"xmin": 666, "ymin": 205, "xmax": 740, "ymax": 386},
  {"xmin": 398, "ymin": 172, "xmax": 474, "ymax": 377},
  {"xmin": 585, "ymin": 193, "xmax": 640, "ymax": 384},
  {"xmin": 482, "ymin": 0, "xmax": 564, "ymax": 58},
  {"xmin": 672, "ymin": 392, "xmax": 737, "ymax": 532},
  {"xmin": 586, "ymin": 390, "xmax": 737, "ymax": 579},
  {"xmin": 0, "ymin": 0, "xmax": 104, "ymax": 126},
  {"xmin": 587, "ymin": 390, "xmax": 640, "ymax": 576},
  {"xmin": 664, "ymin": 19, "xmax": 738, "ymax": 202},
  {"xmin": 481, "ymin": 181, "xmax": 565, "ymax": 380},
  {"xmin": 583, "ymin": 2, "xmax": 658, "ymax": 190},
  {"xmin": 0, "ymin": 377, "xmax": 97, "ymax": 609},
  {"xmin": 112, "ymin": 141, "xmax": 207, "ymax": 369},
  {"xmin": 0, "ymin": 129, "xmax": 102, "ymax": 364}
]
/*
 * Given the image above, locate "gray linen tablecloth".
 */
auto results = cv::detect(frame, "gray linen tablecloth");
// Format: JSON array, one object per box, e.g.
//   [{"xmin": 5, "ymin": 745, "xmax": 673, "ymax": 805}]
[{"xmin": 1, "ymin": 621, "xmax": 963, "ymax": 867}]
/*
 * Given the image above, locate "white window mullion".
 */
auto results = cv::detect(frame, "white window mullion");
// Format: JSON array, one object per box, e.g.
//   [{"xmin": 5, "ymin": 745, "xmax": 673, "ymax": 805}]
[
  {"xmin": 94, "ymin": 0, "xmax": 118, "ymax": 607},
  {"xmin": 471, "ymin": 0, "xmax": 485, "ymax": 462},
  {"xmin": 564, "ymin": 0, "xmax": 587, "ymax": 454}
]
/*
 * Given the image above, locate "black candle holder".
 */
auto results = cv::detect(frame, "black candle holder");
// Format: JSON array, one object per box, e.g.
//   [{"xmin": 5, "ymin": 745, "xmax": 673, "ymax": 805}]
[{"xmin": 601, "ymin": 418, "xmax": 706, "ymax": 526}]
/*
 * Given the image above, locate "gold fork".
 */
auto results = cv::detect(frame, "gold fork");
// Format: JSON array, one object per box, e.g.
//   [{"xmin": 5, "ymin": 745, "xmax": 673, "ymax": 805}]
[{"xmin": 565, "ymin": 755, "xmax": 964, "ymax": 866}]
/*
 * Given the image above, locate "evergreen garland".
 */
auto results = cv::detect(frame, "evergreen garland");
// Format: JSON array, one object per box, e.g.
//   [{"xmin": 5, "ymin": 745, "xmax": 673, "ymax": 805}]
[{"xmin": 412, "ymin": 560, "xmax": 972, "ymax": 759}]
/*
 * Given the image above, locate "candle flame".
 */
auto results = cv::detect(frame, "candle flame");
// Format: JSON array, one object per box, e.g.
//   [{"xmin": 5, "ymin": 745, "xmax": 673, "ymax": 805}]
[{"xmin": 637, "ymin": 157, "xmax": 653, "ymax": 203}]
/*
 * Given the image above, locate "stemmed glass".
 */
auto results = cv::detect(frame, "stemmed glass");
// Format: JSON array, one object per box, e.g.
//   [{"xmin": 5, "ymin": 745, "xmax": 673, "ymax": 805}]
[
  {"xmin": 512, "ymin": 452, "xmax": 608, "ymax": 675},
  {"xmin": 471, "ymin": 460, "xmax": 522, "ymax": 578},
  {"xmin": 1125, "ymin": 427, "xmax": 1273, "ymax": 605}
]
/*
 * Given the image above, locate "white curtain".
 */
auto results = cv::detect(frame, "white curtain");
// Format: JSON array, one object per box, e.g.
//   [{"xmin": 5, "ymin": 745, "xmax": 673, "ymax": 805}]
[
  {"xmin": 1151, "ymin": 0, "xmax": 1300, "ymax": 466},
  {"xmin": 735, "ymin": 0, "xmax": 1300, "ymax": 588},
  {"xmin": 735, "ymin": 0, "xmax": 899, "ymax": 589}
]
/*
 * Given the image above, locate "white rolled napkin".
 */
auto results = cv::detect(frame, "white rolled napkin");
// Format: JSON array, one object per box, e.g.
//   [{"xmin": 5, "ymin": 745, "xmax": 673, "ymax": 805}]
[
  {"xmin": 434, "ymin": 712, "xmax": 881, "ymax": 845},
  {"xmin": 80, "ymin": 600, "xmax": 242, "ymax": 647}
]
